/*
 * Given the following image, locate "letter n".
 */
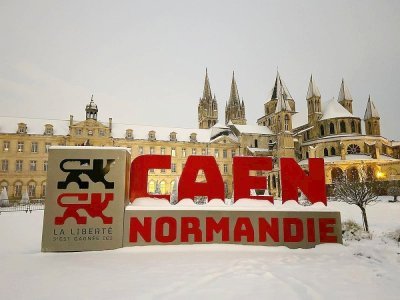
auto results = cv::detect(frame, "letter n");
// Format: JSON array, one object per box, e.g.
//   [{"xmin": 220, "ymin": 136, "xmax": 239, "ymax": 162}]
[{"xmin": 280, "ymin": 158, "xmax": 326, "ymax": 205}]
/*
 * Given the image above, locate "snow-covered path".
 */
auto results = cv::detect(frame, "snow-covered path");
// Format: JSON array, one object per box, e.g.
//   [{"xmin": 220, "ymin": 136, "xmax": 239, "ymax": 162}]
[{"xmin": 1, "ymin": 201, "xmax": 399, "ymax": 299}]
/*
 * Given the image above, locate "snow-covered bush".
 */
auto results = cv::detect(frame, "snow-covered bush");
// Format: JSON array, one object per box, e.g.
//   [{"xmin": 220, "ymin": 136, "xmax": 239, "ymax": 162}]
[
  {"xmin": 387, "ymin": 186, "xmax": 400, "ymax": 202},
  {"xmin": 385, "ymin": 228, "xmax": 400, "ymax": 243},
  {"xmin": 342, "ymin": 220, "xmax": 372, "ymax": 241}
]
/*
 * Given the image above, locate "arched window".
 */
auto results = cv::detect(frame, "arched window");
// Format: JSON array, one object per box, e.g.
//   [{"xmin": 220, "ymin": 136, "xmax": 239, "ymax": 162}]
[
  {"xmin": 160, "ymin": 181, "xmax": 166, "ymax": 194},
  {"xmin": 148, "ymin": 180, "xmax": 155, "ymax": 194},
  {"xmin": 330, "ymin": 123, "xmax": 335, "ymax": 134},
  {"xmin": 351, "ymin": 121, "xmax": 356, "ymax": 133},
  {"xmin": 346, "ymin": 167, "xmax": 359, "ymax": 182},
  {"xmin": 368, "ymin": 122, "xmax": 372, "ymax": 134},
  {"xmin": 320, "ymin": 125, "xmax": 325, "ymax": 136},
  {"xmin": 324, "ymin": 148, "xmax": 329, "ymax": 156},
  {"xmin": 277, "ymin": 116, "xmax": 281, "ymax": 131},
  {"xmin": 14, "ymin": 181, "xmax": 22, "ymax": 197},
  {"xmin": 272, "ymin": 175, "xmax": 276, "ymax": 188},
  {"xmin": 284, "ymin": 115, "xmax": 290, "ymax": 131},
  {"xmin": 306, "ymin": 151, "xmax": 309, "ymax": 159},
  {"xmin": 340, "ymin": 121, "xmax": 346, "ymax": 133},
  {"xmin": 170, "ymin": 181, "xmax": 176, "ymax": 193},
  {"xmin": 331, "ymin": 168, "xmax": 344, "ymax": 182},
  {"xmin": 28, "ymin": 181, "xmax": 36, "ymax": 198},
  {"xmin": 347, "ymin": 144, "xmax": 361, "ymax": 154},
  {"xmin": 254, "ymin": 139, "xmax": 258, "ymax": 148},
  {"xmin": 331, "ymin": 147, "xmax": 336, "ymax": 156},
  {"xmin": 41, "ymin": 182, "xmax": 47, "ymax": 198}
]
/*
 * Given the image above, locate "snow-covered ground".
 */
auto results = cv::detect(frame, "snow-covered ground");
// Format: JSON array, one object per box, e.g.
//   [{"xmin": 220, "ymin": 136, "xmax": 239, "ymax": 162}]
[{"xmin": 1, "ymin": 198, "xmax": 399, "ymax": 300}]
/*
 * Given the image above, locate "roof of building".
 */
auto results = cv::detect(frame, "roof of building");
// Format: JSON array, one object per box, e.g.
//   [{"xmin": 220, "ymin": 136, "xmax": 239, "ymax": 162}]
[
  {"xmin": 232, "ymin": 124, "xmax": 274, "ymax": 135},
  {"xmin": 364, "ymin": 95, "xmax": 380, "ymax": 119},
  {"xmin": 299, "ymin": 154, "xmax": 398, "ymax": 165},
  {"xmin": 292, "ymin": 111, "xmax": 308, "ymax": 129},
  {"xmin": 338, "ymin": 79, "xmax": 353, "ymax": 102},
  {"xmin": 320, "ymin": 98, "xmax": 356, "ymax": 121},
  {"xmin": 306, "ymin": 75, "xmax": 321, "ymax": 99},
  {"xmin": 0, "ymin": 116, "xmax": 70, "ymax": 135}
]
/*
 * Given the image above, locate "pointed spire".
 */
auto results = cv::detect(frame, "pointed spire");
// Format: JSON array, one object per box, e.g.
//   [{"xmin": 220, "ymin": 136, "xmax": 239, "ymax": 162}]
[
  {"xmin": 91, "ymin": 94, "xmax": 94, "ymax": 102},
  {"xmin": 229, "ymin": 71, "xmax": 240, "ymax": 104},
  {"xmin": 338, "ymin": 78, "xmax": 353, "ymax": 102},
  {"xmin": 275, "ymin": 78, "xmax": 292, "ymax": 113},
  {"xmin": 306, "ymin": 74, "xmax": 321, "ymax": 99},
  {"xmin": 271, "ymin": 71, "xmax": 293, "ymax": 101},
  {"xmin": 203, "ymin": 68, "xmax": 212, "ymax": 100},
  {"xmin": 364, "ymin": 95, "xmax": 380, "ymax": 120}
]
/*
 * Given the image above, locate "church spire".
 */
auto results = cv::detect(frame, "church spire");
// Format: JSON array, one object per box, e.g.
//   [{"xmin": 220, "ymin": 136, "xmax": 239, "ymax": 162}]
[
  {"xmin": 306, "ymin": 75, "xmax": 321, "ymax": 100},
  {"xmin": 364, "ymin": 95, "xmax": 380, "ymax": 119},
  {"xmin": 198, "ymin": 69, "xmax": 218, "ymax": 129},
  {"xmin": 338, "ymin": 78, "xmax": 353, "ymax": 113},
  {"xmin": 364, "ymin": 95, "xmax": 380, "ymax": 136},
  {"xmin": 225, "ymin": 71, "xmax": 246, "ymax": 125},
  {"xmin": 229, "ymin": 71, "xmax": 240, "ymax": 105},
  {"xmin": 203, "ymin": 68, "xmax": 212, "ymax": 100}
]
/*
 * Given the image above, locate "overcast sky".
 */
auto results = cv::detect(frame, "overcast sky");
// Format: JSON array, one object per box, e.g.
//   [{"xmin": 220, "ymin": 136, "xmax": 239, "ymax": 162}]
[{"xmin": 1, "ymin": 0, "xmax": 399, "ymax": 139}]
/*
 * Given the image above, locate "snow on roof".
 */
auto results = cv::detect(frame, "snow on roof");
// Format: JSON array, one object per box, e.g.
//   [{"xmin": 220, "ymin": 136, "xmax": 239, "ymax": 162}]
[
  {"xmin": 112, "ymin": 123, "xmax": 212, "ymax": 142},
  {"xmin": 391, "ymin": 141, "xmax": 400, "ymax": 147},
  {"xmin": 306, "ymin": 75, "xmax": 321, "ymax": 99},
  {"xmin": 292, "ymin": 111, "xmax": 308, "ymax": 129},
  {"xmin": 320, "ymin": 98, "xmax": 356, "ymax": 121},
  {"xmin": 232, "ymin": 124, "xmax": 273, "ymax": 135},
  {"xmin": 364, "ymin": 96, "xmax": 380, "ymax": 120},
  {"xmin": 338, "ymin": 79, "xmax": 353, "ymax": 101},
  {"xmin": 247, "ymin": 147, "xmax": 271, "ymax": 154},
  {"xmin": 0, "ymin": 116, "xmax": 70, "ymax": 135}
]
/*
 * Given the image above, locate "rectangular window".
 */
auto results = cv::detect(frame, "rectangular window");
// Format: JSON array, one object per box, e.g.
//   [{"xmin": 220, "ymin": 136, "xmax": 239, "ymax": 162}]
[
  {"xmin": 171, "ymin": 163, "xmax": 176, "ymax": 173},
  {"xmin": 30, "ymin": 160, "xmax": 37, "ymax": 171},
  {"xmin": 31, "ymin": 142, "xmax": 38, "ymax": 153},
  {"xmin": 149, "ymin": 169, "xmax": 155, "ymax": 173},
  {"xmin": 214, "ymin": 149, "xmax": 219, "ymax": 158},
  {"xmin": 42, "ymin": 185, "xmax": 47, "ymax": 197},
  {"xmin": 45, "ymin": 143, "xmax": 51, "ymax": 153},
  {"xmin": 1, "ymin": 160, "xmax": 8, "ymax": 172},
  {"xmin": 223, "ymin": 149, "xmax": 227, "ymax": 158},
  {"xmin": 139, "ymin": 146, "xmax": 144, "ymax": 155},
  {"xmin": 17, "ymin": 141, "xmax": 24, "ymax": 152},
  {"xmin": 15, "ymin": 184, "xmax": 22, "ymax": 197},
  {"xmin": 161, "ymin": 169, "xmax": 165, "ymax": 173},
  {"xmin": 171, "ymin": 148, "xmax": 176, "ymax": 157},
  {"xmin": 44, "ymin": 160, "xmax": 48, "ymax": 171},
  {"xmin": 201, "ymin": 148, "xmax": 206, "ymax": 155},
  {"xmin": 150, "ymin": 147, "xmax": 155, "ymax": 155},
  {"xmin": 28, "ymin": 184, "xmax": 36, "ymax": 197},
  {"xmin": 99, "ymin": 130, "xmax": 105, "ymax": 136},
  {"xmin": 192, "ymin": 148, "xmax": 196, "ymax": 155},
  {"xmin": 3, "ymin": 141, "xmax": 10, "ymax": 151},
  {"xmin": 182, "ymin": 148, "xmax": 186, "ymax": 157},
  {"xmin": 16, "ymin": 160, "xmax": 23, "ymax": 172},
  {"xmin": 224, "ymin": 164, "xmax": 228, "ymax": 174},
  {"xmin": 161, "ymin": 147, "xmax": 165, "ymax": 155},
  {"xmin": 231, "ymin": 150, "xmax": 236, "ymax": 157}
]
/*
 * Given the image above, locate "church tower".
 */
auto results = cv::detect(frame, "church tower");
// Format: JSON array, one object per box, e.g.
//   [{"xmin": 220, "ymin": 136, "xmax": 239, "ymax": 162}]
[
  {"xmin": 225, "ymin": 71, "xmax": 246, "ymax": 125},
  {"xmin": 274, "ymin": 77, "xmax": 295, "ymax": 158},
  {"xmin": 198, "ymin": 69, "xmax": 218, "ymax": 129},
  {"xmin": 306, "ymin": 75, "xmax": 322, "ymax": 125},
  {"xmin": 338, "ymin": 79, "xmax": 353, "ymax": 113},
  {"xmin": 364, "ymin": 95, "xmax": 381, "ymax": 136},
  {"xmin": 86, "ymin": 95, "xmax": 98, "ymax": 120}
]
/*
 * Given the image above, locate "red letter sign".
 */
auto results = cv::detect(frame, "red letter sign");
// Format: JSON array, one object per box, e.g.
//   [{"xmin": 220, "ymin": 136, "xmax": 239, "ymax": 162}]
[
  {"xmin": 233, "ymin": 156, "xmax": 273, "ymax": 202},
  {"xmin": 130, "ymin": 155, "xmax": 171, "ymax": 202},
  {"xmin": 178, "ymin": 156, "xmax": 224, "ymax": 202},
  {"xmin": 280, "ymin": 158, "xmax": 326, "ymax": 205}
]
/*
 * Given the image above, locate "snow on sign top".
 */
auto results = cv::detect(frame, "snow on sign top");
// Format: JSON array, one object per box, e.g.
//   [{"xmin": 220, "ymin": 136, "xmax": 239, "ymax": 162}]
[{"xmin": 320, "ymin": 98, "xmax": 356, "ymax": 121}]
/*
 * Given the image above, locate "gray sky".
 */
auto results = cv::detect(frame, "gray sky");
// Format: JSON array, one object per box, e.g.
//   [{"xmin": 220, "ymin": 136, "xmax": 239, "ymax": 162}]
[{"xmin": 1, "ymin": 0, "xmax": 399, "ymax": 140}]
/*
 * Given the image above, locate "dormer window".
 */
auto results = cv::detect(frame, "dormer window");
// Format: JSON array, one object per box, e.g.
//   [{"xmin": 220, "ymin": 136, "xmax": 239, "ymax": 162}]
[
  {"xmin": 148, "ymin": 130, "xmax": 156, "ymax": 141},
  {"xmin": 190, "ymin": 133, "xmax": 197, "ymax": 142},
  {"xmin": 88, "ymin": 130, "xmax": 93, "ymax": 136},
  {"xmin": 99, "ymin": 129, "xmax": 105, "ymax": 136},
  {"xmin": 44, "ymin": 124, "xmax": 54, "ymax": 136},
  {"xmin": 170, "ymin": 132, "xmax": 177, "ymax": 142},
  {"xmin": 76, "ymin": 128, "xmax": 82, "ymax": 136},
  {"xmin": 17, "ymin": 123, "xmax": 27, "ymax": 134},
  {"xmin": 126, "ymin": 129, "xmax": 134, "ymax": 140}
]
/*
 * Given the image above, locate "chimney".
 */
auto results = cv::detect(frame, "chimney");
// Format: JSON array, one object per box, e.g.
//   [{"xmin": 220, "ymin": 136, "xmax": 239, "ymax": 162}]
[
  {"xmin": 109, "ymin": 118, "xmax": 112, "ymax": 133},
  {"xmin": 69, "ymin": 115, "xmax": 74, "ymax": 127}
]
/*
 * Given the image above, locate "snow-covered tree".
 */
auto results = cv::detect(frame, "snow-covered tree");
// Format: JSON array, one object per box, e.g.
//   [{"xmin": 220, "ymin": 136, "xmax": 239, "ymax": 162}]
[
  {"xmin": 333, "ymin": 168, "xmax": 379, "ymax": 232},
  {"xmin": 170, "ymin": 177, "xmax": 179, "ymax": 205},
  {"xmin": 0, "ymin": 187, "xmax": 9, "ymax": 207},
  {"xmin": 20, "ymin": 189, "xmax": 30, "ymax": 205}
]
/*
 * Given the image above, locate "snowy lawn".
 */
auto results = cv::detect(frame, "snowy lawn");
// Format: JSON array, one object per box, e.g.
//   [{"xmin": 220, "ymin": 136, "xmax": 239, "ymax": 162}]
[{"xmin": 1, "ymin": 199, "xmax": 399, "ymax": 300}]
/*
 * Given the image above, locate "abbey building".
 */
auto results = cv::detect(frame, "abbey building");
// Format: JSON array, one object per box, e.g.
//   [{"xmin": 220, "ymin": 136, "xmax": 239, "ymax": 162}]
[{"xmin": 1, "ymin": 71, "xmax": 400, "ymax": 200}]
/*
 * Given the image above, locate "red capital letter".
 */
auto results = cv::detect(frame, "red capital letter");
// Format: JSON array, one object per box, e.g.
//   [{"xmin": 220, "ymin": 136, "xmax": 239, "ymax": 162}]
[
  {"xmin": 129, "ymin": 155, "xmax": 171, "ymax": 202},
  {"xmin": 178, "ymin": 156, "xmax": 224, "ymax": 202},
  {"xmin": 233, "ymin": 156, "xmax": 273, "ymax": 202},
  {"xmin": 280, "ymin": 158, "xmax": 326, "ymax": 205}
]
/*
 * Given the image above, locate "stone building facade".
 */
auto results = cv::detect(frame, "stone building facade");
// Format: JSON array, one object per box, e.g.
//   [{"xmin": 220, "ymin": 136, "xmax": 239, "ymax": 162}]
[{"xmin": 1, "ymin": 70, "xmax": 400, "ymax": 200}]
